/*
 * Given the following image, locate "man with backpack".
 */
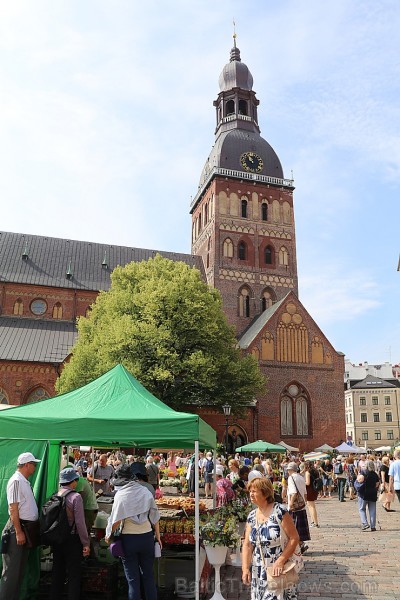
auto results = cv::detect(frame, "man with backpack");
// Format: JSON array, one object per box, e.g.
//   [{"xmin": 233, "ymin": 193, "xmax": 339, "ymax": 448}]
[
  {"xmin": 0, "ymin": 452, "xmax": 41, "ymax": 600},
  {"xmin": 46, "ymin": 467, "xmax": 90, "ymax": 599},
  {"xmin": 333, "ymin": 455, "xmax": 347, "ymax": 502}
]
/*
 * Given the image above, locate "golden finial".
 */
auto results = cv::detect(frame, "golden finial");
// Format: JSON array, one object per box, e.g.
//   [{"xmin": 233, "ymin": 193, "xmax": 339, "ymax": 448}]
[{"xmin": 233, "ymin": 19, "xmax": 237, "ymax": 47}]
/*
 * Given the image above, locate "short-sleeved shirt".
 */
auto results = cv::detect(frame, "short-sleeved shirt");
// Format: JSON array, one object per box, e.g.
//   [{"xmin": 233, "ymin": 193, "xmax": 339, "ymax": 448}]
[
  {"xmin": 87, "ymin": 463, "xmax": 115, "ymax": 493},
  {"xmin": 287, "ymin": 472, "xmax": 307, "ymax": 499},
  {"xmin": 6, "ymin": 471, "xmax": 38, "ymax": 521},
  {"xmin": 389, "ymin": 459, "xmax": 400, "ymax": 490}
]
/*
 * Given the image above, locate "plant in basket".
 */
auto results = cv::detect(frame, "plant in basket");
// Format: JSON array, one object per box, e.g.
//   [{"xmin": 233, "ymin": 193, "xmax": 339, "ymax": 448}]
[{"xmin": 199, "ymin": 511, "xmax": 240, "ymax": 548}]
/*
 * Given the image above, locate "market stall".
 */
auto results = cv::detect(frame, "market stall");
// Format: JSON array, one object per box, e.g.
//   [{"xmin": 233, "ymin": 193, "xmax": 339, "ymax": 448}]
[{"xmin": 0, "ymin": 364, "xmax": 216, "ymax": 600}]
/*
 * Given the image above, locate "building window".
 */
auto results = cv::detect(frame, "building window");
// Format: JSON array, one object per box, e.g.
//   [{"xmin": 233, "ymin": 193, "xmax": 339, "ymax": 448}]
[
  {"xmin": 265, "ymin": 246, "xmax": 273, "ymax": 265},
  {"xmin": 296, "ymin": 397, "xmax": 309, "ymax": 436},
  {"xmin": 13, "ymin": 299, "xmax": 23, "ymax": 315},
  {"xmin": 239, "ymin": 288, "xmax": 250, "ymax": 318},
  {"xmin": 362, "ymin": 431, "xmax": 368, "ymax": 440},
  {"xmin": 52, "ymin": 302, "xmax": 63, "ymax": 319},
  {"xmin": 281, "ymin": 397, "xmax": 293, "ymax": 436},
  {"xmin": 238, "ymin": 241, "xmax": 247, "ymax": 261},
  {"xmin": 385, "ymin": 412, "xmax": 392, "ymax": 422},
  {"xmin": 241, "ymin": 199, "xmax": 248, "ymax": 218},
  {"xmin": 261, "ymin": 290, "xmax": 274, "ymax": 312},
  {"xmin": 384, "ymin": 396, "xmax": 391, "ymax": 405},
  {"xmin": 279, "ymin": 246, "xmax": 289, "ymax": 266},
  {"xmin": 374, "ymin": 431, "xmax": 381, "ymax": 440},
  {"xmin": 238, "ymin": 99, "xmax": 248, "ymax": 115},
  {"xmin": 372, "ymin": 396, "xmax": 378, "ymax": 405},
  {"xmin": 359, "ymin": 397, "xmax": 366, "ymax": 406},
  {"xmin": 373, "ymin": 413, "xmax": 380, "ymax": 422},
  {"xmin": 30, "ymin": 299, "xmax": 47, "ymax": 316},
  {"xmin": 25, "ymin": 387, "xmax": 49, "ymax": 404},
  {"xmin": 388, "ymin": 430, "xmax": 394, "ymax": 440},
  {"xmin": 0, "ymin": 389, "xmax": 8, "ymax": 404},
  {"xmin": 223, "ymin": 238, "xmax": 234, "ymax": 258},
  {"xmin": 226, "ymin": 99, "xmax": 235, "ymax": 116},
  {"xmin": 360, "ymin": 413, "xmax": 367, "ymax": 422},
  {"xmin": 261, "ymin": 203, "xmax": 268, "ymax": 221}
]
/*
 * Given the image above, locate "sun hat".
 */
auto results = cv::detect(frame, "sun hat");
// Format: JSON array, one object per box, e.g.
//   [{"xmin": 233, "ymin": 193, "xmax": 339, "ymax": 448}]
[
  {"xmin": 59, "ymin": 467, "xmax": 80, "ymax": 484},
  {"xmin": 215, "ymin": 465, "xmax": 224, "ymax": 476},
  {"xmin": 336, "ymin": 455, "xmax": 343, "ymax": 461},
  {"xmin": 130, "ymin": 462, "xmax": 147, "ymax": 477},
  {"xmin": 287, "ymin": 462, "xmax": 298, "ymax": 472},
  {"xmin": 111, "ymin": 464, "xmax": 137, "ymax": 487},
  {"xmin": 248, "ymin": 470, "xmax": 263, "ymax": 482},
  {"xmin": 18, "ymin": 452, "xmax": 41, "ymax": 465}
]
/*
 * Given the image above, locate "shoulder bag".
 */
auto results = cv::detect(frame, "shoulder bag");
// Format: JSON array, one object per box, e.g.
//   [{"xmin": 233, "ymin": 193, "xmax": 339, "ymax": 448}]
[
  {"xmin": 255, "ymin": 507, "xmax": 299, "ymax": 592},
  {"xmin": 109, "ymin": 521, "xmax": 125, "ymax": 558},
  {"xmin": 290, "ymin": 476, "xmax": 306, "ymax": 511}
]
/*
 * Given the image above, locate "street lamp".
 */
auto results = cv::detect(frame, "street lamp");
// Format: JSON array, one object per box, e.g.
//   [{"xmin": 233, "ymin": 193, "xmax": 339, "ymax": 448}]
[{"xmin": 222, "ymin": 403, "xmax": 231, "ymax": 455}]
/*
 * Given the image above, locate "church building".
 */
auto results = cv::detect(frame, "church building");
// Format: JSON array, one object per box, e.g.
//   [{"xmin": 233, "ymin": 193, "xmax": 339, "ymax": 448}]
[{"xmin": 0, "ymin": 41, "xmax": 345, "ymax": 450}]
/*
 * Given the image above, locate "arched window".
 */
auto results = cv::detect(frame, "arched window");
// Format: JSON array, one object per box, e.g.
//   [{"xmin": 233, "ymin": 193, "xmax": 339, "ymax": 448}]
[
  {"xmin": 239, "ymin": 288, "xmax": 251, "ymax": 318},
  {"xmin": 261, "ymin": 290, "xmax": 273, "ymax": 312},
  {"xmin": 281, "ymin": 397, "xmax": 293, "ymax": 435},
  {"xmin": 261, "ymin": 203, "xmax": 268, "ymax": 221},
  {"xmin": 52, "ymin": 302, "xmax": 63, "ymax": 319},
  {"xmin": 296, "ymin": 398, "xmax": 309, "ymax": 435},
  {"xmin": 279, "ymin": 246, "xmax": 289, "ymax": 266},
  {"xmin": 241, "ymin": 199, "xmax": 248, "ymax": 218},
  {"xmin": 0, "ymin": 388, "xmax": 9, "ymax": 405},
  {"xmin": 238, "ymin": 100, "xmax": 248, "ymax": 116},
  {"xmin": 13, "ymin": 299, "xmax": 23, "ymax": 315},
  {"xmin": 238, "ymin": 241, "xmax": 247, "ymax": 260},
  {"xmin": 25, "ymin": 387, "xmax": 49, "ymax": 404},
  {"xmin": 265, "ymin": 246, "xmax": 273, "ymax": 265},
  {"xmin": 198, "ymin": 213, "xmax": 202, "ymax": 232},
  {"xmin": 223, "ymin": 238, "xmax": 234, "ymax": 258},
  {"xmin": 226, "ymin": 99, "xmax": 235, "ymax": 116}
]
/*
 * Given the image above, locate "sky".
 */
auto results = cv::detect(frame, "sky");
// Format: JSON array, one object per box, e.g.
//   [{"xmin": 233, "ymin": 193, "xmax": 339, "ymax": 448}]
[{"xmin": 1, "ymin": 0, "xmax": 399, "ymax": 365}]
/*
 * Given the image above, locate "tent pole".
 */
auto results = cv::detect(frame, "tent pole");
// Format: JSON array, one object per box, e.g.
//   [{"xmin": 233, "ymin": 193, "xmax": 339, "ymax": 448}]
[
  {"xmin": 194, "ymin": 440, "xmax": 199, "ymax": 600},
  {"xmin": 213, "ymin": 448, "xmax": 216, "ymax": 508}
]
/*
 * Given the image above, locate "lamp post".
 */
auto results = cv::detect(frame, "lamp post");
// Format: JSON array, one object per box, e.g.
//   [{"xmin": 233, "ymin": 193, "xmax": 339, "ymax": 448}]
[{"xmin": 222, "ymin": 403, "xmax": 231, "ymax": 455}]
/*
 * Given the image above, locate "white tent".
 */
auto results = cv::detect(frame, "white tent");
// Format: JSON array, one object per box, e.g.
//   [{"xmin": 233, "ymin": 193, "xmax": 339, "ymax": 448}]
[
  {"xmin": 335, "ymin": 442, "xmax": 365, "ymax": 454},
  {"xmin": 374, "ymin": 445, "xmax": 392, "ymax": 452},
  {"xmin": 278, "ymin": 441, "xmax": 299, "ymax": 452},
  {"xmin": 314, "ymin": 444, "xmax": 334, "ymax": 451}
]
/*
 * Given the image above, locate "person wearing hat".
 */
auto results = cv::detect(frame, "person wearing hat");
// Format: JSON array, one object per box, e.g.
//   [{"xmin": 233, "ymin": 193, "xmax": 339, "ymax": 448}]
[
  {"xmin": 0, "ymin": 452, "xmax": 41, "ymax": 600},
  {"xmin": 130, "ymin": 461, "xmax": 155, "ymax": 497},
  {"xmin": 49, "ymin": 467, "xmax": 90, "ymax": 600},
  {"xmin": 106, "ymin": 463, "xmax": 161, "ymax": 600},
  {"xmin": 287, "ymin": 461, "xmax": 310, "ymax": 554}
]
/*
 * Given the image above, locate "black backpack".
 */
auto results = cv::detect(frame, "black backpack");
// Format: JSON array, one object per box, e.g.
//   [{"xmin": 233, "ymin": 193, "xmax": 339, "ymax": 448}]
[
  {"xmin": 40, "ymin": 489, "xmax": 74, "ymax": 545},
  {"xmin": 205, "ymin": 459, "xmax": 213, "ymax": 474},
  {"xmin": 311, "ymin": 470, "xmax": 323, "ymax": 492}
]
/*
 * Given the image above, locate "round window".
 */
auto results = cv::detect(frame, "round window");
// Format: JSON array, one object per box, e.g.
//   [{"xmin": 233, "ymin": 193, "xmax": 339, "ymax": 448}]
[{"xmin": 30, "ymin": 299, "xmax": 47, "ymax": 315}]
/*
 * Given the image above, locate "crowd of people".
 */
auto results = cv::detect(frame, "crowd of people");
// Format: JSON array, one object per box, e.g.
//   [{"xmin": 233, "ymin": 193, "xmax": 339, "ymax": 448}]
[{"xmin": 1, "ymin": 446, "xmax": 399, "ymax": 600}]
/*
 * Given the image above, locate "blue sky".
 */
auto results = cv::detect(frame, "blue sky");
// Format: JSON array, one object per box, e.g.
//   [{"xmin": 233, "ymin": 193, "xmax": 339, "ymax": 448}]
[{"xmin": 1, "ymin": 1, "xmax": 399, "ymax": 365}]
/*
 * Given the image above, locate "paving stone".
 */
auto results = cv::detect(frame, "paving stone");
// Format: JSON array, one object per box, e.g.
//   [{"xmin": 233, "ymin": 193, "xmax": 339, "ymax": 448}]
[{"xmin": 203, "ymin": 493, "xmax": 400, "ymax": 599}]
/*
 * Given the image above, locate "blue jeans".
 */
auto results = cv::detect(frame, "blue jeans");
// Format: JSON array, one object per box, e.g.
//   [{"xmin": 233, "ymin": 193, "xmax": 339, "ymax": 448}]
[
  {"xmin": 121, "ymin": 531, "xmax": 157, "ymax": 600},
  {"xmin": 337, "ymin": 478, "xmax": 346, "ymax": 501},
  {"xmin": 358, "ymin": 497, "xmax": 377, "ymax": 528}
]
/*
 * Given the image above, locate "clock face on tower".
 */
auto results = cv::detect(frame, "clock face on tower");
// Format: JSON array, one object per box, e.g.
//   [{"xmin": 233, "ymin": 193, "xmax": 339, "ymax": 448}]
[{"xmin": 240, "ymin": 151, "xmax": 264, "ymax": 173}]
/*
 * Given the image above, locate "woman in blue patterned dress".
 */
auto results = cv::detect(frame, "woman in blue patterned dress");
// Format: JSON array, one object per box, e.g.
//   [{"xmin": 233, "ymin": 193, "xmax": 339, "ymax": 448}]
[{"xmin": 242, "ymin": 478, "xmax": 300, "ymax": 600}]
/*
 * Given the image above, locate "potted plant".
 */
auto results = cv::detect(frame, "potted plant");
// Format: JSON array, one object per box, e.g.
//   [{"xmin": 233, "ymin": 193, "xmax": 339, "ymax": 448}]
[{"xmin": 200, "ymin": 511, "xmax": 240, "ymax": 600}]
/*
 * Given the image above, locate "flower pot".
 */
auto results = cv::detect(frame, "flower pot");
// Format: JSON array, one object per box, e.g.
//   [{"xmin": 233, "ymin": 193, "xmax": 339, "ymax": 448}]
[{"xmin": 205, "ymin": 545, "xmax": 228, "ymax": 600}]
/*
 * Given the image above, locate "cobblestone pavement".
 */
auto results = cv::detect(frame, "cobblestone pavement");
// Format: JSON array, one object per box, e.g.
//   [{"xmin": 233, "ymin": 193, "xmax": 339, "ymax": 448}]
[{"xmin": 203, "ymin": 494, "xmax": 400, "ymax": 600}]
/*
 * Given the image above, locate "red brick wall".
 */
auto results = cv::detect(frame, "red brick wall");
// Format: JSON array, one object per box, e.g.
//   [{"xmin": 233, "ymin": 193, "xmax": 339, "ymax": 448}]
[{"xmin": 0, "ymin": 361, "xmax": 59, "ymax": 405}]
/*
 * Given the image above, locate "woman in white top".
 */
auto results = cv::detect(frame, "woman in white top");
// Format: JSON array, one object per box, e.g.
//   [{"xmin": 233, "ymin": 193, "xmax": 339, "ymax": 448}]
[
  {"xmin": 287, "ymin": 462, "xmax": 310, "ymax": 555},
  {"xmin": 106, "ymin": 464, "xmax": 161, "ymax": 600}
]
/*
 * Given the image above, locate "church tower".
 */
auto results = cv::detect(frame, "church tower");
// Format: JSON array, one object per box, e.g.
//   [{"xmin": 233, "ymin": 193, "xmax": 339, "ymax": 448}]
[{"xmin": 191, "ymin": 39, "xmax": 298, "ymax": 334}]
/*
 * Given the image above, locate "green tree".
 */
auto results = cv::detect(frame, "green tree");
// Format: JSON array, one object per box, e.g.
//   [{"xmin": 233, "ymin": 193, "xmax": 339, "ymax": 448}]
[{"xmin": 56, "ymin": 255, "xmax": 266, "ymax": 413}]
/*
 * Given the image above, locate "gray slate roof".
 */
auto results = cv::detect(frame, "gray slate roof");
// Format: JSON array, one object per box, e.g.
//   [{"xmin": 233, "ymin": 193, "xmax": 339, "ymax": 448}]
[
  {"xmin": 350, "ymin": 374, "xmax": 397, "ymax": 389},
  {"xmin": 0, "ymin": 317, "xmax": 77, "ymax": 363},
  {"xmin": 0, "ymin": 231, "xmax": 205, "ymax": 291}
]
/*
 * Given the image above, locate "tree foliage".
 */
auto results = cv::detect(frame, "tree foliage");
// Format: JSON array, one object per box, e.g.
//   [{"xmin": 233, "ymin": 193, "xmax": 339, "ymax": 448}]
[{"xmin": 56, "ymin": 255, "xmax": 266, "ymax": 413}]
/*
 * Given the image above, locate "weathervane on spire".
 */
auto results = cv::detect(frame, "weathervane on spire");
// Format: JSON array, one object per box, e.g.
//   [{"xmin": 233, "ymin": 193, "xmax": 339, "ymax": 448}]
[{"xmin": 233, "ymin": 18, "xmax": 237, "ymax": 47}]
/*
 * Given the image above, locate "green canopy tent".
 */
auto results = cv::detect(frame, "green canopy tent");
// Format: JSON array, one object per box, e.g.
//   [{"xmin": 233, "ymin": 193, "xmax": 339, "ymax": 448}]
[
  {"xmin": 235, "ymin": 440, "xmax": 287, "ymax": 453},
  {"xmin": 0, "ymin": 364, "xmax": 216, "ymax": 599}
]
